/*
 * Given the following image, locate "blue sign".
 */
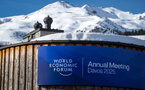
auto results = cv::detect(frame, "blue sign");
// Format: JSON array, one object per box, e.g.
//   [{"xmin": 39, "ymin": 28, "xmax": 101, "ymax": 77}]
[{"xmin": 38, "ymin": 46, "xmax": 145, "ymax": 89}]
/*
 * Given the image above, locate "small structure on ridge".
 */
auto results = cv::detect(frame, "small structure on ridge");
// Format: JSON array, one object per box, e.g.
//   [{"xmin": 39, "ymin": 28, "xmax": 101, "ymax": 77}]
[
  {"xmin": 43, "ymin": 15, "xmax": 53, "ymax": 30},
  {"xmin": 23, "ymin": 15, "xmax": 64, "ymax": 42},
  {"xmin": 34, "ymin": 21, "xmax": 42, "ymax": 30}
]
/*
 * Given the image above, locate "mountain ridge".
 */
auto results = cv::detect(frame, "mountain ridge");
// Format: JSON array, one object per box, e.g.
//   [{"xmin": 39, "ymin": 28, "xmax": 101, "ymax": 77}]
[{"xmin": 0, "ymin": 1, "xmax": 145, "ymax": 44}]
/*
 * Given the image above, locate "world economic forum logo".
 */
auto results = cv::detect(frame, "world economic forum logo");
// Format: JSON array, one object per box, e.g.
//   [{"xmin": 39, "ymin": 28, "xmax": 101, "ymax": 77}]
[{"xmin": 49, "ymin": 59, "xmax": 77, "ymax": 76}]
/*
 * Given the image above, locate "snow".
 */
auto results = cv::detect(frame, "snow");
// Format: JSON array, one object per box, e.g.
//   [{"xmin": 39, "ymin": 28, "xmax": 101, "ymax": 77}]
[
  {"xmin": 0, "ymin": 1, "xmax": 145, "ymax": 45},
  {"xmin": 31, "ymin": 32, "xmax": 145, "ymax": 46},
  {"xmin": 130, "ymin": 35, "xmax": 145, "ymax": 41},
  {"xmin": 102, "ymin": 7, "xmax": 137, "ymax": 19}
]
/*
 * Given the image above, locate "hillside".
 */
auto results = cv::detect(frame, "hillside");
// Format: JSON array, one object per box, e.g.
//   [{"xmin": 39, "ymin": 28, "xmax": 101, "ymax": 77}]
[{"xmin": 0, "ymin": 1, "xmax": 145, "ymax": 44}]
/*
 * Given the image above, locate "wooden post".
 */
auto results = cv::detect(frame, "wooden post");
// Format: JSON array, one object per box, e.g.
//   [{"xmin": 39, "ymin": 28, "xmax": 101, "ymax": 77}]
[
  {"xmin": 26, "ymin": 45, "xmax": 33, "ymax": 90},
  {"xmin": 19, "ymin": 46, "xmax": 26, "ymax": 90},
  {"xmin": 33, "ymin": 45, "xmax": 40, "ymax": 90},
  {"xmin": 4, "ymin": 48, "xmax": 9, "ymax": 90},
  {"xmin": 8, "ymin": 47, "xmax": 14, "ymax": 90},
  {"xmin": 1, "ymin": 50, "xmax": 5, "ymax": 90},
  {"xmin": 13, "ymin": 46, "xmax": 20, "ymax": 90}
]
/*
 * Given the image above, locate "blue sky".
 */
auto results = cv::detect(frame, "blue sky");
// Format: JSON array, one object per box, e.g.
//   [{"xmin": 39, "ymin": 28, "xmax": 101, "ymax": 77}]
[{"xmin": 0, "ymin": 0, "xmax": 145, "ymax": 18}]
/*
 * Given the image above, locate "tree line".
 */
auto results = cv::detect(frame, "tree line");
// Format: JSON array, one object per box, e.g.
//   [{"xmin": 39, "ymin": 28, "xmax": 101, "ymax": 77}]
[
  {"xmin": 90, "ymin": 27, "xmax": 145, "ymax": 36},
  {"xmin": 117, "ymin": 29, "xmax": 145, "ymax": 35}
]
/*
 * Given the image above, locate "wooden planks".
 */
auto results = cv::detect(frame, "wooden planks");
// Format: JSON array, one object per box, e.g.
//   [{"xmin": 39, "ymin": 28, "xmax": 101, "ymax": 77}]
[
  {"xmin": 19, "ymin": 46, "xmax": 26, "ymax": 90},
  {"xmin": 1, "ymin": 50, "xmax": 5, "ymax": 90},
  {"xmin": 4, "ymin": 48, "xmax": 9, "ymax": 90},
  {"xmin": 26, "ymin": 45, "xmax": 33, "ymax": 90},
  {"xmin": 13, "ymin": 46, "xmax": 20, "ymax": 90},
  {"xmin": 33, "ymin": 45, "xmax": 40, "ymax": 90},
  {"xmin": 8, "ymin": 47, "xmax": 14, "ymax": 90}
]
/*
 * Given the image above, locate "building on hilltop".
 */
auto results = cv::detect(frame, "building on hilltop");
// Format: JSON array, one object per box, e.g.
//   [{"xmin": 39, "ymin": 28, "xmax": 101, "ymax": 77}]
[{"xmin": 23, "ymin": 15, "xmax": 64, "ymax": 42}]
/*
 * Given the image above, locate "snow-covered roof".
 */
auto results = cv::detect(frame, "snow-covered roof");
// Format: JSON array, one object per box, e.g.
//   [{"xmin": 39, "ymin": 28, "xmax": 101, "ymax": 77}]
[{"xmin": 31, "ymin": 32, "xmax": 145, "ymax": 46}]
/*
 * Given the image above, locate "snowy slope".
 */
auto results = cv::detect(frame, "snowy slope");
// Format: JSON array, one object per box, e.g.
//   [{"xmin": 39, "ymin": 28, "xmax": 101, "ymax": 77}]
[
  {"xmin": 130, "ymin": 35, "xmax": 145, "ymax": 41},
  {"xmin": 0, "ymin": 1, "xmax": 145, "ymax": 44}
]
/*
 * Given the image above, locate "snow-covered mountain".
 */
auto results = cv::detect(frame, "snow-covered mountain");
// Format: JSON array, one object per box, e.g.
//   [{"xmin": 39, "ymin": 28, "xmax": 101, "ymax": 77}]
[{"xmin": 0, "ymin": 1, "xmax": 145, "ymax": 44}]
